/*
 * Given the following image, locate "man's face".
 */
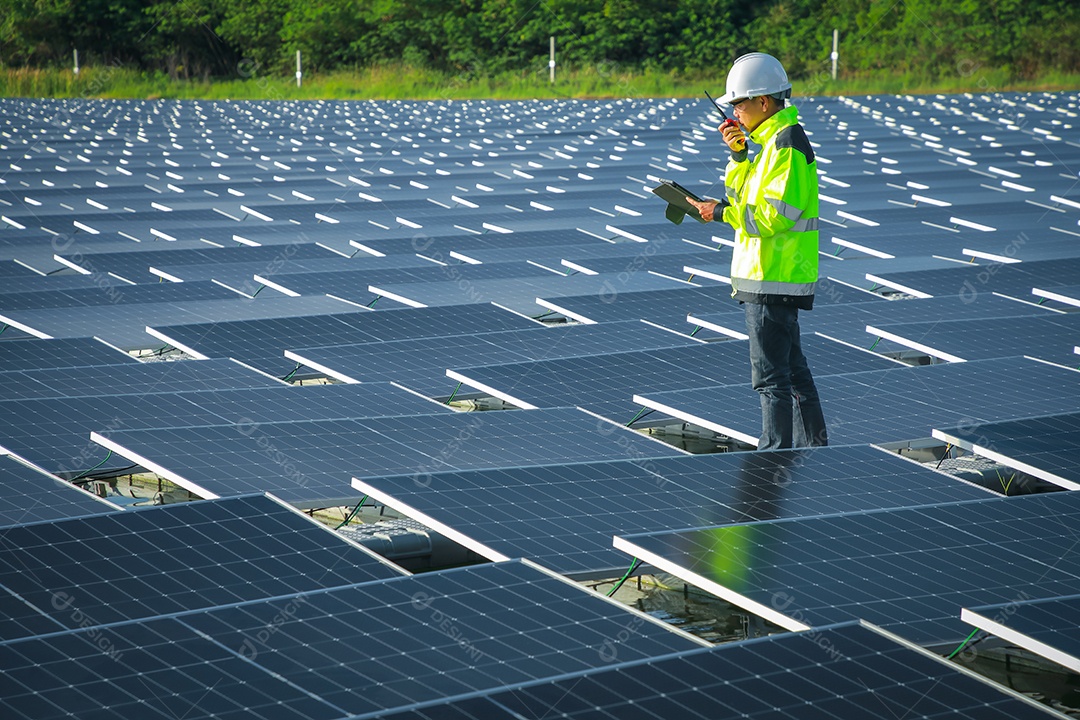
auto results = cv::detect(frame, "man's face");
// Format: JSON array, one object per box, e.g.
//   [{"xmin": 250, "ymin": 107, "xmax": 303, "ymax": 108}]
[{"xmin": 731, "ymin": 96, "xmax": 773, "ymax": 132}]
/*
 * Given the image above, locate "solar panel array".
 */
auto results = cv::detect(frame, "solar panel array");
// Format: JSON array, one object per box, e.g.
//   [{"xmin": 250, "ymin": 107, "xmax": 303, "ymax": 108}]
[
  {"xmin": 447, "ymin": 334, "xmax": 901, "ymax": 424},
  {"xmin": 635, "ymin": 356, "xmax": 1080, "ymax": 447},
  {"xmin": 963, "ymin": 594, "xmax": 1080, "ymax": 675},
  {"xmin": 373, "ymin": 622, "xmax": 1059, "ymax": 720},
  {"xmin": 615, "ymin": 491, "xmax": 1080, "ymax": 646},
  {"xmin": 350, "ymin": 444, "xmax": 991, "ymax": 578},
  {"xmin": 0, "ymin": 89, "xmax": 1077, "ymax": 718}
]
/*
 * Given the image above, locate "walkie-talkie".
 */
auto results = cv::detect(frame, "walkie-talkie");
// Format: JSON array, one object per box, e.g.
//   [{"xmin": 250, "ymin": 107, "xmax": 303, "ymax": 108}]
[{"xmin": 704, "ymin": 89, "xmax": 746, "ymax": 151}]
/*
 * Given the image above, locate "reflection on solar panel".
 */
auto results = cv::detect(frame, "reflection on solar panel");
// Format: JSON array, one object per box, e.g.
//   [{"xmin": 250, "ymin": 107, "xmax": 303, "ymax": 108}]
[
  {"xmin": 0, "ymin": 357, "xmax": 281, "ymax": 402},
  {"xmin": 0, "ymin": 560, "xmax": 702, "ymax": 720},
  {"xmin": 963, "ymin": 594, "xmax": 1080, "ymax": 675},
  {"xmin": 615, "ymin": 491, "xmax": 1080, "ymax": 645},
  {"xmin": 93, "ymin": 407, "xmax": 682, "ymax": 506},
  {"xmin": 690, "ymin": 293, "xmax": 1052, "ymax": 348},
  {"xmin": 374, "ymin": 622, "xmax": 1059, "ymax": 720},
  {"xmin": 0, "ymin": 383, "xmax": 447, "ymax": 479},
  {"xmin": 635, "ymin": 356, "xmax": 1080, "ymax": 447},
  {"xmin": 1032, "ymin": 284, "xmax": 1080, "ymax": 309},
  {"xmin": 0, "ymin": 296, "xmax": 357, "ymax": 350},
  {"xmin": 933, "ymin": 413, "xmax": 1080, "ymax": 491},
  {"xmin": 0, "ymin": 494, "xmax": 402, "ymax": 641},
  {"xmin": 867, "ymin": 314, "xmax": 1080, "ymax": 365},
  {"xmin": 448, "ymin": 335, "xmax": 899, "ymax": 424},
  {"xmin": 0, "ymin": 454, "xmax": 118, "ymax": 529},
  {"xmin": 286, "ymin": 320, "xmax": 702, "ymax": 397},
  {"xmin": 150, "ymin": 304, "xmax": 538, "ymax": 377},
  {"xmin": 352, "ymin": 445, "xmax": 989, "ymax": 577},
  {"xmin": 0, "ymin": 337, "xmax": 136, "ymax": 371}
]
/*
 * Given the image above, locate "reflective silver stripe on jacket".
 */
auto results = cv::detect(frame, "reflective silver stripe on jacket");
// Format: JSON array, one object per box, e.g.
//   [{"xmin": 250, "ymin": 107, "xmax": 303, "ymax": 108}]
[
  {"xmin": 743, "ymin": 204, "xmax": 760, "ymax": 236},
  {"xmin": 731, "ymin": 277, "xmax": 817, "ymax": 296},
  {"xmin": 766, "ymin": 197, "xmax": 817, "ymax": 232},
  {"xmin": 766, "ymin": 197, "xmax": 804, "ymax": 222}
]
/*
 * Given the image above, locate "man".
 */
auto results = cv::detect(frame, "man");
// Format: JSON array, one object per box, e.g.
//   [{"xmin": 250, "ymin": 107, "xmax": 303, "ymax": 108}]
[{"xmin": 687, "ymin": 52, "xmax": 827, "ymax": 450}]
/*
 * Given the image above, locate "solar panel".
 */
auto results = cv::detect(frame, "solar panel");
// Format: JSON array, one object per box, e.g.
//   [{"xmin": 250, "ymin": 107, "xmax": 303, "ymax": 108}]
[
  {"xmin": 0, "ymin": 357, "xmax": 281, "ymax": 402},
  {"xmin": 933, "ymin": 412, "xmax": 1080, "ymax": 491},
  {"xmin": 54, "ymin": 243, "xmax": 349, "ymax": 283},
  {"xmin": 286, "ymin": 320, "xmax": 703, "ymax": 397},
  {"xmin": 0, "ymin": 454, "xmax": 119, "ymax": 529},
  {"xmin": 351, "ymin": 444, "xmax": 990, "ymax": 578},
  {"xmin": 149, "ymin": 304, "xmax": 539, "ymax": 377},
  {"xmin": 92, "ymin": 407, "xmax": 682, "ymax": 507},
  {"xmin": 1032, "ymin": 283, "xmax": 1080, "ymax": 309},
  {"xmin": 0, "ymin": 560, "xmax": 702, "ymax": 720},
  {"xmin": 537, "ymin": 285, "xmax": 736, "ymax": 325},
  {"xmin": 0, "ymin": 280, "xmax": 240, "ymax": 311},
  {"xmin": 864, "ymin": 257, "xmax": 1080, "ymax": 301},
  {"xmin": 690, "ymin": 293, "xmax": 1056, "ymax": 349},
  {"xmin": 963, "ymin": 594, "xmax": 1080, "ymax": 675},
  {"xmin": 0, "ymin": 382, "xmax": 448, "ymax": 479},
  {"xmin": 616, "ymin": 490, "xmax": 1080, "ymax": 646},
  {"xmin": 448, "ymin": 335, "xmax": 900, "ymax": 425},
  {"xmin": 370, "ymin": 270, "xmax": 691, "ymax": 315},
  {"xmin": 258, "ymin": 261, "xmax": 556, "ymax": 305},
  {"xmin": 0, "ymin": 493, "xmax": 402, "ymax": 642},
  {"xmin": 867, "ymin": 314, "xmax": 1080, "ymax": 365},
  {"xmin": 635, "ymin": 356, "xmax": 1080, "ymax": 447},
  {"xmin": 0, "ymin": 296, "xmax": 358, "ymax": 350},
  {"xmin": 373, "ymin": 622, "xmax": 1060, "ymax": 720},
  {"xmin": 0, "ymin": 337, "xmax": 136, "ymax": 370}
]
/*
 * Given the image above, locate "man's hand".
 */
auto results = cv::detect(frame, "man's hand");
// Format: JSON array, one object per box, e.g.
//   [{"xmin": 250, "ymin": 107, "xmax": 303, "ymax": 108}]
[
  {"xmin": 720, "ymin": 122, "xmax": 747, "ymax": 153},
  {"xmin": 686, "ymin": 197, "xmax": 722, "ymax": 223}
]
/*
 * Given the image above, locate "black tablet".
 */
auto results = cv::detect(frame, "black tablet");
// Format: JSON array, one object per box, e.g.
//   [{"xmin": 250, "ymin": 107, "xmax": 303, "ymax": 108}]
[{"xmin": 650, "ymin": 178, "xmax": 707, "ymax": 224}]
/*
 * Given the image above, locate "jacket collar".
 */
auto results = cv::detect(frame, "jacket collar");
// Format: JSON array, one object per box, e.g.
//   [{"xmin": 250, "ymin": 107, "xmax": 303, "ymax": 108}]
[{"xmin": 749, "ymin": 104, "xmax": 799, "ymax": 146}]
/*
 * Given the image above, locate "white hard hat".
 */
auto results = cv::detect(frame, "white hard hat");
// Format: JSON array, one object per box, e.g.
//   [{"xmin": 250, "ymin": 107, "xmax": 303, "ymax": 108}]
[{"xmin": 719, "ymin": 52, "xmax": 792, "ymax": 105}]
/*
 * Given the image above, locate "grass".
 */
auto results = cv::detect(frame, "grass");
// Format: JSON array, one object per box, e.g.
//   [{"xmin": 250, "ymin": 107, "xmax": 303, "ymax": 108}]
[{"xmin": 1, "ymin": 63, "xmax": 1078, "ymax": 101}]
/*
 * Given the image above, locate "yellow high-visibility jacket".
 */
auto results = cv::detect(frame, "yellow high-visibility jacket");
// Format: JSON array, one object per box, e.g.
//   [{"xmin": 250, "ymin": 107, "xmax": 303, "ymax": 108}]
[{"xmin": 721, "ymin": 104, "xmax": 819, "ymax": 309}]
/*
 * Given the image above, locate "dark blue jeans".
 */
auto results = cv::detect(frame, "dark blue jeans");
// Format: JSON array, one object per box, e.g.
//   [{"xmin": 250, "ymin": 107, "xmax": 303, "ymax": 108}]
[{"xmin": 744, "ymin": 302, "xmax": 828, "ymax": 450}]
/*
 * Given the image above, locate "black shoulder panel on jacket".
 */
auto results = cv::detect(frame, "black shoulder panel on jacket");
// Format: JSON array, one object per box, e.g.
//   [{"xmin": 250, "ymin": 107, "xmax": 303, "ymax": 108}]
[{"xmin": 775, "ymin": 125, "xmax": 815, "ymax": 163}]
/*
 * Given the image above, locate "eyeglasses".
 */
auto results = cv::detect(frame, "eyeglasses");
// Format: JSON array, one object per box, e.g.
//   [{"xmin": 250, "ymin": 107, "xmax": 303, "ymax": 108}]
[{"xmin": 730, "ymin": 97, "xmax": 753, "ymax": 109}]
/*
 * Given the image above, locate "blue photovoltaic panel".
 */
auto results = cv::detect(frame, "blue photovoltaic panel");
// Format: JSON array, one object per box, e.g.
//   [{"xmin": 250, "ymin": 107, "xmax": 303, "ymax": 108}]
[
  {"xmin": 1032, "ymin": 283, "xmax": 1080, "ymax": 309},
  {"xmin": 150, "ymin": 304, "xmax": 538, "ymax": 377},
  {"xmin": 0, "ymin": 296, "xmax": 357, "ymax": 350},
  {"xmin": 374, "ymin": 622, "xmax": 1059, "ymax": 720},
  {"xmin": 963, "ymin": 594, "xmax": 1080, "ymax": 675},
  {"xmin": 0, "ymin": 454, "xmax": 118, "ymax": 529},
  {"xmin": 352, "ymin": 444, "xmax": 989, "ymax": 577},
  {"xmin": 93, "ymin": 407, "xmax": 682, "ymax": 506},
  {"xmin": 260, "ymin": 261, "xmax": 551, "ymax": 304},
  {"xmin": 0, "ymin": 337, "xmax": 136, "ymax": 371},
  {"xmin": 0, "ymin": 357, "xmax": 281, "ymax": 402},
  {"xmin": 153, "ymin": 252, "xmax": 435, "ymax": 285},
  {"xmin": 371, "ymin": 271, "xmax": 690, "ymax": 315},
  {"xmin": 933, "ymin": 412, "xmax": 1080, "ymax": 491},
  {"xmin": 0, "ymin": 382, "xmax": 448, "ymax": 480},
  {"xmin": 615, "ymin": 491, "xmax": 1080, "ymax": 645},
  {"xmin": 0, "ymin": 493, "xmax": 402, "ymax": 641},
  {"xmin": 286, "ymin": 320, "xmax": 702, "ymax": 397},
  {"xmin": 55, "ymin": 244, "xmax": 347, "ymax": 283},
  {"xmin": 448, "ymin": 334, "xmax": 899, "ymax": 424},
  {"xmin": 865, "ymin": 257, "xmax": 1080, "ymax": 300},
  {"xmin": 0, "ymin": 280, "xmax": 240, "ymax": 311},
  {"xmin": 0, "ymin": 560, "xmax": 701, "ymax": 720},
  {"xmin": 689, "ymin": 293, "xmax": 1055, "ymax": 348},
  {"xmin": 635, "ymin": 356, "xmax": 1080, "ymax": 447},
  {"xmin": 536, "ymin": 285, "xmax": 736, "ymax": 324},
  {"xmin": 867, "ymin": 314, "xmax": 1080, "ymax": 365}
]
